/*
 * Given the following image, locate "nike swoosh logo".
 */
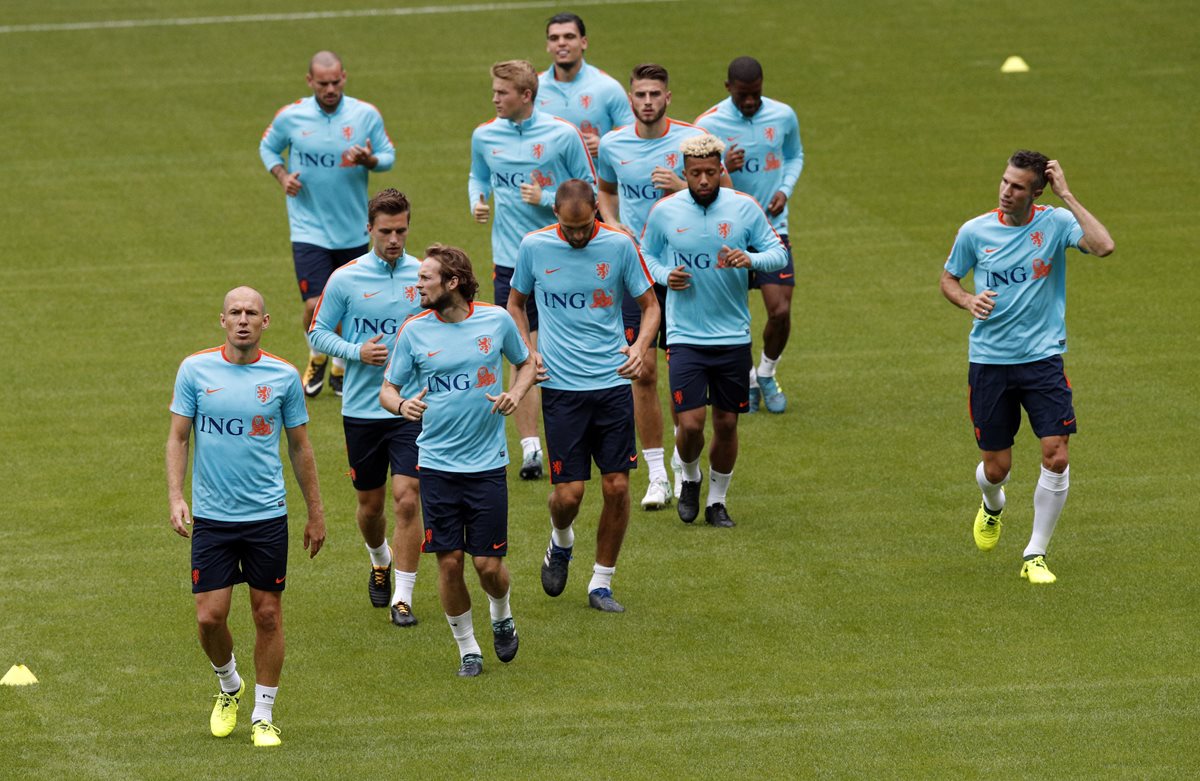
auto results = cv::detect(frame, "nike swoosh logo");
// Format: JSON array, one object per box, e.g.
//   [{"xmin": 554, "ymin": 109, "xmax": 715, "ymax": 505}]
[
  {"xmin": 363, "ymin": 291, "xmax": 382, "ymax": 298},
  {"xmin": 1062, "ymin": 418, "xmax": 1075, "ymax": 426},
  {"xmin": 427, "ymin": 350, "xmax": 442, "ymax": 357},
  {"xmin": 275, "ymin": 576, "xmax": 285, "ymax": 584},
  {"xmin": 726, "ymin": 136, "xmax": 737, "ymax": 141},
  {"xmin": 205, "ymin": 387, "xmax": 223, "ymax": 394},
  {"xmin": 301, "ymin": 130, "xmax": 314, "ymax": 137},
  {"xmin": 491, "ymin": 149, "xmax": 503, "ymax": 155},
  {"xmin": 545, "ymin": 268, "xmax": 561, "ymax": 274},
  {"xmin": 492, "ymin": 541, "xmax": 507, "ymax": 549},
  {"xmin": 628, "ymin": 455, "xmax": 637, "ymax": 462},
  {"xmin": 619, "ymin": 160, "xmax": 633, "ymax": 165},
  {"xmin": 675, "ymin": 227, "xmax": 690, "ymax": 233},
  {"xmin": 984, "ymin": 248, "xmax": 999, "ymax": 253},
  {"xmin": 779, "ymin": 273, "xmax": 794, "ymax": 279}
]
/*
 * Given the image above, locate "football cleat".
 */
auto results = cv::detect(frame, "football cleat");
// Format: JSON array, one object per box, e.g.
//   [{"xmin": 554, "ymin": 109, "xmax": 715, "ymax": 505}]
[
  {"xmin": 209, "ymin": 679, "xmax": 244, "ymax": 738},
  {"xmin": 390, "ymin": 600, "xmax": 417, "ymax": 627},
  {"xmin": 588, "ymin": 587, "xmax": 625, "ymax": 613},
  {"xmin": 704, "ymin": 503, "xmax": 736, "ymax": 528},
  {"xmin": 302, "ymin": 355, "xmax": 328, "ymax": 398},
  {"xmin": 368, "ymin": 564, "xmax": 392, "ymax": 608},
  {"xmin": 677, "ymin": 480, "xmax": 701, "ymax": 524},
  {"xmin": 457, "ymin": 653, "xmax": 484, "ymax": 678},
  {"xmin": 329, "ymin": 365, "xmax": 345, "ymax": 397},
  {"xmin": 519, "ymin": 450, "xmax": 543, "ymax": 480},
  {"xmin": 973, "ymin": 503, "xmax": 1003, "ymax": 551},
  {"xmin": 251, "ymin": 720, "xmax": 282, "ymax": 747},
  {"xmin": 492, "ymin": 617, "xmax": 519, "ymax": 663},
  {"xmin": 640, "ymin": 478, "xmax": 673, "ymax": 511},
  {"xmin": 747, "ymin": 385, "xmax": 761, "ymax": 413},
  {"xmin": 540, "ymin": 542, "xmax": 572, "ymax": 597},
  {"xmin": 1020, "ymin": 555, "xmax": 1057, "ymax": 584},
  {"xmin": 757, "ymin": 375, "xmax": 787, "ymax": 414}
]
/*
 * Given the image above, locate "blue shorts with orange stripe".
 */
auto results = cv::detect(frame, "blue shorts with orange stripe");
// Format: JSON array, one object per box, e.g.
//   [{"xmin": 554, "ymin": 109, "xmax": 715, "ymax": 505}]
[{"xmin": 968, "ymin": 355, "xmax": 1076, "ymax": 451}]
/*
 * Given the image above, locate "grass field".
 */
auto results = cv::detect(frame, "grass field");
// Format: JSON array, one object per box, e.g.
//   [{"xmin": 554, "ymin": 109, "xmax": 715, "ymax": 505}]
[{"xmin": 1, "ymin": 0, "xmax": 1197, "ymax": 778}]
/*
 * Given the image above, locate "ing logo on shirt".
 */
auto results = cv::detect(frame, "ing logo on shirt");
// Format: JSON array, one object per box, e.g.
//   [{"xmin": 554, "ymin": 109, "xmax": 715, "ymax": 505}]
[
  {"xmin": 475, "ymin": 366, "xmax": 497, "ymax": 388},
  {"xmin": 595, "ymin": 262, "xmax": 610, "ymax": 280},
  {"xmin": 476, "ymin": 336, "xmax": 492, "ymax": 355},
  {"xmin": 249, "ymin": 416, "xmax": 275, "ymax": 437},
  {"xmin": 1030, "ymin": 231, "xmax": 1045, "ymax": 248},
  {"xmin": 718, "ymin": 222, "xmax": 732, "ymax": 239},
  {"xmin": 591, "ymin": 289, "xmax": 614, "ymax": 308},
  {"xmin": 532, "ymin": 143, "xmax": 545, "ymax": 160},
  {"xmin": 255, "ymin": 384, "xmax": 273, "ymax": 404}
]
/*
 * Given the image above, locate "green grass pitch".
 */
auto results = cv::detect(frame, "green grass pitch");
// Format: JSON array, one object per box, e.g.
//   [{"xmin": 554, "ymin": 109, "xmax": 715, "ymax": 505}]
[{"xmin": 1, "ymin": 0, "xmax": 1197, "ymax": 778}]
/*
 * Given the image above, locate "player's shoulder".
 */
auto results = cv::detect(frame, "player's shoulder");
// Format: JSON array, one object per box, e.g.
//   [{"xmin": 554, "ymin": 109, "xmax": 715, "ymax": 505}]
[
  {"xmin": 396, "ymin": 309, "xmax": 438, "ymax": 336},
  {"xmin": 549, "ymin": 115, "xmax": 584, "ymax": 136},
  {"xmin": 326, "ymin": 256, "xmax": 366, "ymax": 284},
  {"xmin": 694, "ymin": 101, "xmax": 728, "ymax": 126},
  {"xmin": 473, "ymin": 117, "xmax": 500, "ymax": 135},
  {"xmin": 349, "ymin": 96, "xmax": 384, "ymax": 118},
  {"xmin": 470, "ymin": 301, "xmax": 513, "ymax": 323},
  {"xmin": 595, "ymin": 222, "xmax": 639, "ymax": 246},
  {"xmin": 179, "ymin": 345, "xmax": 224, "ymax": 368},
  {"xmin": 667, "ymin": 118, "xmax": 707, "ymax": 137},
  {"xmin": 762, "ymin": 96, "xmax": 798, "ymax": 117},
  {"xmin": 271, "ymin": 98, "xmax": 307, "ymax": 120},
  {"xmin": 644, "ymin": 190, "xmax": 687, "ymax": 223},
  {"xmin": 729, "ymin": 188, "xmax": 766, "ymax": 208},
  {"xmin": 259, "ymin": 350, "xmax": 301, "ymax": 375}
]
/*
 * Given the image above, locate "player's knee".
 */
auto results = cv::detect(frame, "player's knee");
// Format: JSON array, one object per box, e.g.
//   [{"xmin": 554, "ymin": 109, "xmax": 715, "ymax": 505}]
[
  {"xmin": 712, "ymin": 413, "xmax": 739, "ymax": 438},
  {"xmin": 472, "ymin": 555, "xmax": 502, "ymax": 579},
  {"xmin": 1043, "ymin": 452, "xmax": 1069, "ymax": 473},
  {"xmin": 195, "ymin": 607, "xmax": 228, "ymax": 634},
  {"xmin": 251, "ymin": 602, "xmax": 282, "ymax": 633},
  {"xmin": 766, "ymin": 300, "xmax": 792, "ymax": 323},
  {"xmin": 438, "ymin": 552, "xmax": 465, "ymax": 580},
  {"xmin": 983, "ymin": 464, "xmax": 1010, "ymax": 484},
  {"xmin": 601, "ymin": 472, "xmax": 629, "ymax": 499}
]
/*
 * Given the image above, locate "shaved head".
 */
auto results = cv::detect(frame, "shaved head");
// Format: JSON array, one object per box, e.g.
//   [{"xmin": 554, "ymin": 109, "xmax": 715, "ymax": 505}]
[
  {"xmin": 223, "ymin": 286, "xmax": 265, "ymax": 314},
  {"xmin": 309, "ymin": 50, "xmax": 343, "ymax": 73}
]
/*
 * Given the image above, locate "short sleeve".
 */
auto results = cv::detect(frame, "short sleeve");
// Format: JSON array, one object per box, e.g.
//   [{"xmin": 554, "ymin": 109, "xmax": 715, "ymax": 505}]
[
  {"xmin": 944, "ymin": 225, "xmax": 976, "ymax": 278},
  {"xmin": 170, "ymin": 360, "xmax": 196, "ymax": 417}
]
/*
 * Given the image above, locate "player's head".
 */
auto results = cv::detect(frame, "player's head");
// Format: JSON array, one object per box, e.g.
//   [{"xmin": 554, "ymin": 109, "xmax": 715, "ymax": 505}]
[
  {"xmin": 420, "ymin": 244, "xmax": 478, "ymax": 310},
  {"xmin": 220, "ymin": 286, "xmax": 269, "ymax": 352},
  {"xmin": 629, "ymin": 63, "xmax": 671, "ymax": 127},
  {"xmin": 725, "ymin": 56, "xmax": 764, "ymax": 118},
  {"xmin": 307, "ymin": 51, "xmax": 346, "ymax": 112},
  {"xmin": 491, "ymin": 60, "xmax": 538, "ymax": 120},
  {"xmin": 1000, "ymin": 150, "xmax": 1049, "ymax": 219},
  {"xmin": 680, "ymin": 134, "xmax": 726, "ymax": 205},
  {"xmin": 554, "ymin": 179, "xmax": 599, "ymax": 249},
  {"xmin": 368, "ymin": 189, "xmax": 411, "ymax": 262},
  {"xmin": 546, "ymin": 13, "xmax": 587, "ymax": 69}
]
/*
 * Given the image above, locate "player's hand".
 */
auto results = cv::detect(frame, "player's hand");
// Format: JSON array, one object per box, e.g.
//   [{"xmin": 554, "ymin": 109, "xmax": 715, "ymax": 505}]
[
  {"xmin": 473, "ymin": 194, "xmax": 491, "ymax": 224},
  {"xmin": 169, "ymin": 498, "xmax": 192, "ymax": 538},
  {"xmin": 303, "ymin": 512, "xmax": 326, "ymax": 558},
  {"xmin": 667, "ymin": 265, "xmax": 692, "ymax": 290},
  {"xmin": 486, "ymin": 391, "xmax": 519, "ymax": 415},
  {"xmin": 725, "ymin": 143, "xmax": 746, "ymax": 173},
  {"xmin": 532, "ymin": 351, "xmax": 550, "ymax": 384},
  {"xmin": 767, "ymin": 191, "xmax": 788, "ymax": 217},
  {"xmin": 346, "ymin": 138, "xmax": 375, "ymax": 168},
  {"xmin": 616, "ymin": 345, "xmax": 644, "ymax": 379},
  {"xmin": 650, "ymin": 166, "xmax": 686, "ymax": 193},
  {"xmin": 359, "ymin": 334, "xmax": 388, "ymax": 366},
  {"xmin": 969, "ymin": 289, "xmax": 998, "ymax": 319},
  {"xmin": 717, "ymin": 245, "xmax": 751, "ymax": 269},
  {"xmin": 399, "ymin": 388, "xmax": 428, "ymax": 422},
  {"xmin": 520, "ymin": 182, "xmax": 543, "ymax": 205},
  {"xmin": 1045, "ymin": 160, "xmax": 1071, "ymax": 199},
  {"xmin": 282, "ymin": 171, "xmax": 302, "ymax": 197},
  {"xmin": 582, "ymin": 129, "xmax": 601, "ymax": 157}
]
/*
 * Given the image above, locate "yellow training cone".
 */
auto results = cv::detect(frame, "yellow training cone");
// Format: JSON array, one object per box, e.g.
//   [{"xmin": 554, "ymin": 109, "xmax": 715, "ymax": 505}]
[
  {"xmin": 1, "ymin": 664, "xmax": 38, "ymax": 686},
  {"xmin": 1001, "ymin": 56, "xmax": 1030, "ymax": 74}
]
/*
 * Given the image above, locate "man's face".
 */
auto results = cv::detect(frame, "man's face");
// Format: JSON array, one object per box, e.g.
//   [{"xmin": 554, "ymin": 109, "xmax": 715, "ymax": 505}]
[
  {"xmin": 417, "ymin": 258, "xmax": 452, "ymax": 310},
  {"xmin": 546, "ymin": 22, "xmax": 587, "ymax": 68},
  {"xmin": 369, "ymin": 211, "xmax": 410, "ymax": 262},
  {"xmin": 492, "ymin": 77, "xmax": 531, "ymax": 120},
  {"xmin": 307, "ymin": 63, "xmax": 346, "ymax": 111},
  {"xmin": 556, "ymin": 201, "xmax": 598, "ymax": 249},
  {"xmin": 220, "ymin": 293, "xmax": 268, "ymax": 351},
  {"xmin": 684, "ymin": 155, "xmax": 723, "ymax": 200},
  {"xmin": 998, "ymin": 165, "xmax": 1043, "ymax": 218},
  {"xmin": 629, "ymin": 78, "xmax": 670, "ymax": 126},
  {"xmin": 726, "ymin": 77, "xmax": 763, "ymax": 118}
]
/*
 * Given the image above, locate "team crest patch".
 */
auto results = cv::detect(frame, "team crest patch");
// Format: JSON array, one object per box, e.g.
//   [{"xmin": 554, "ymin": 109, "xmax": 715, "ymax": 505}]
[
  {"xmin": 596, "ymin": 262, "xmax": 610, "ymax": 280},
  {"xmin": 1030, "ymin": 231, "xmax": 1045, "ymax": 248},
  {"xmin": 476, "ymin": 336, "xmax": 492, "ymax": 354},
  {"xmin": 764, "ymin": 126, "xmax": 776, "ymax": 142},
  {"xmin": 718, "ymin": 222, "xmax": 732, "ymax": 239},
  {"xmin": 342, "ymin": 125, "xmax": 354, "ymax": 140},
  {"xmin": 404, "ymin": 285, "xmax": 417, "ymax": 302},
  {"xmin": 665, "ymin": 152, "xmax": 678, "ymax": 168},
  {"xmin": 532, "ymin": 143, "xmax": 545, "ymax": 159},
  {"xmin": 580, "ymin": 94, "xmax": 593, "ymax": 109},
  {"xmin": 256, "ymin": 384, "xmax": 273, "ymax": 403}
]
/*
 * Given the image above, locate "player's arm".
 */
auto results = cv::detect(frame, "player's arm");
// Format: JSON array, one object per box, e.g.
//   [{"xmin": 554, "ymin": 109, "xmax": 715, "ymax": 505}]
[
  {"xmin": 489, "ymin": 355, "xmax": 537, "ymax": 414},
  {"xmin": 733, "ymin": 204, "xmax": 787, "ymax": 272},
  {"xmin": 940, "ymin": 269, "xmax": 997, "ymax": 320},
  {"xmin": 165, "ymin": 413, "xmax": 193, "ymax": 538},
  {"xmin": 1045, "ymin": 160, "xmax": 1114, "ymax": 257},
  {"xmin": 307, "ymin": 280, "xmax": 362, "ymax": 362},
  {"xmin": 361, "ymin": 110, "xmax": 395, "ymax": 172},
  {"xmin": 284, "ymin": 424, "xmax": 326, "ymax": 558},
  {"xmin": 618, "ymin": 286, "xmax": 660, "ymax": 380},
  {"xmin": 380, "ymin": 330, "xmax": 426, "ymax": 420},
  {"xmin": 260, "ymin": 114, "xmax": 302, "ymax": 196},
  {"xmin": 468, "ymin": 132, "xmax": 492, "ymax": 223},
  {"xmin": 597, "ymin": 179, "xmax": 634, "ymax": 239},
  {"xmin": 767, "ymin": 111, "xmax": 804, "ymax": 217},
  {"xmin": 640, "ymin": 213, "xmax": 688, "ymax": 289}
]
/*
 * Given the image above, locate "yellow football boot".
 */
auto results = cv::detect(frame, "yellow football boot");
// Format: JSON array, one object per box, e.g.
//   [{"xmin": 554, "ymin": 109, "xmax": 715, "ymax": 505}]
[
  {"xmin": 972, "ymin": 503, "xmax": 1003, "ymax": 551},
  {"xmin": 209, "ymin": 679, "xmax": 244, "ymax": 738},
  {"xmin": 1020, "ymin": 555, "xmax": 1057, "ymax": 584},
  {"xmin": 251, "ymin": 720, "xmax": 282, "ymax": 747}
]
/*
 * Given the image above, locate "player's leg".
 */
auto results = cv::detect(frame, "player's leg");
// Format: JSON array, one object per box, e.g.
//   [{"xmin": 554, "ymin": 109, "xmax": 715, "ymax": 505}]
[
  {"xmin": 1020, "ymin": 356, "xmax": 1076, "ymax": 583},
  {"xmin": 240, "ymin": 516, "xmax": 289, "ymax": 746},
  {"xmin": 587, "ymin": 385, "xmax": 636, "ymax": 611},
  {"xmin": 464, "ymin": 467, "xmax": 516, "ymax": 667},
  {"xmin": 192, "ymin": 517, "xmax": 245, "ymax": 737},
  {"xmin": 624, "ymin": 295, "xmax": 671, "ymax": 509},
  {"xmin": 324, "ymin": 245, "xmax": 369, "ymax": 397},
  {"xmin": 969, "ymin": 363, "xmax": 1021, "ymax": 552},
  {"xmin": 752, "ymin": 237, "xmax": 796, "ymax": 414},
  {"xmin": 701, "ymin": 345, "xmax": 751, "ymax": 527},
  {"xmin": 669, "ymin": 346, "xmax": 710, "ymax": 524},
  {"xmin": 293, "ymin": 243, "xmax": 332, "ymax": 397},
  {"xmin": 387, "ymin": 418, "xmax": 423, "ymax": 626},
  {"xmin": 420, "ymin": 468, "xmax": 482, "ymax": 675},
  {"xmin": 494, "ymin": 265, "xmax": 544, "ymax": 478},
  {"xmin": 539, "ymin": 388, "xmax": 589, "ymax": 596},
  {"xmin": 344, "ymin": 417, "xmax": 395, "ymax": 608}
]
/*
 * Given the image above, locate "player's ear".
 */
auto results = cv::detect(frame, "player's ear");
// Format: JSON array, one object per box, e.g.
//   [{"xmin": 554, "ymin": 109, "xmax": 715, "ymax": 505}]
[{"xmin": 262, "ymin": 314, "xmax": 270, "ymax": 329}]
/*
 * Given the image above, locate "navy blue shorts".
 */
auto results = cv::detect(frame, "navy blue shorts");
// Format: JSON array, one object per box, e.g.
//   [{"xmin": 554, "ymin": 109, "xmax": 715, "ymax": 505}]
[
  {"xmin": 667, "ymin": 344, "xmax": 752, "ymax": 414},
  {"xmin": 493, "ymin": 264, "xmax": 539, "ymax": 333},
  {"xmin": 622, "ymin": 283, "xmax": 669, "ymax": 350},
  {"xmin": 749, "ymin": 234, "xmax": 795, "ymax": 289},
  {"xmin": 292, "ymin": 242, "xmax": 368, "ymax": 300},
  {"xmin": 191, "ymin": 515, "xmax": 288, "ymax": 593},
  {"xmin": 343, "ymin": 415, "xmax": 421, "ymax": 490},
  {"xmin": 418, "ymin": 467, "xmax": 509, "ymax": 557},
  {"xmin": 542, "ymin": 385, "xmax": 637, "ymax": 483},
  {"xmin": 969, "ymin": 355, "xmax": 1076, "ymax": 451}
]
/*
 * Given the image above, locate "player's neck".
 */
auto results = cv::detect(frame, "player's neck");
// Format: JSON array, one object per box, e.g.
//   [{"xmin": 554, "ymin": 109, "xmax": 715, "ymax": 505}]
[
  {"xmin": 1002, "ymin": 204, "xmax": 1035, "ymax": 226},
  {"xmin": 436, "ymin": 299, "xmax": 472, "ymax": 323},
  {"xmin": 222, "ymin": 344, "xmax": 262, "ymax": 365},
  {"xmin": 507, "ymin": 105, "xmax": 535, "ymax": 124},
  {"xmin": 554, "ymin": 59, "xmax": 583, "ymax": 82},
  {"xmin": 636, "ymin": 117, "xmax": 669, "ymax": 139}
]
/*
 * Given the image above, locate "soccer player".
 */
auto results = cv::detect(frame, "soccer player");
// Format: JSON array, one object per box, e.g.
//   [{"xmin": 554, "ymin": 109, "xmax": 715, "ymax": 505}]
[
  {"xmin": 167, "ymin": 287, "xmax": 326, "ymax": 747},
  {"xmin": 380, "ymin": 245, "xmax": 536, "ymax": 677},
  {"xmin": 260, "ymin": 50, "xmax": 396, "ymax": 399},
  {"xmin": 941, "ymin": 151, "xmax": 1113, "ymax": 584},
  {"xmin": 696, "ymin": 56, "xmax": 804, "ymax": 414},
  {"xmin": 641, "ymin": 135, "xmax": 787, "ymax": 528},
  {"xmin": 469, "ymin": 59, "xmax": 596, "ymax": 480},
  {"xmin": 596, "ymin": 62, "xmax": 717, "ymax": 510},
  {"xmin": 537, "ymin": 12, "xmax": 634, "ymax": 158},
  {"xmin": 307, "ymin": 189, "xmax": 423, "ymax": 626},
  {"xmin": 508, "ymin": 180, "xmax": 659, "ymax": 613}
]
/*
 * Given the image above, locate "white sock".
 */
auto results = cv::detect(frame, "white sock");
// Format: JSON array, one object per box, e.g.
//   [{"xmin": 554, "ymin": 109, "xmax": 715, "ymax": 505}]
[
  {"xmin": 757, "ymin": 353, "xmax": 780, "ymax": 378},
  {"xmin": 643, "ymin": 447, "xmax": 667, "ymax": 483},
  {"xmin": 251, "ymin": 684, "xmax": 277, "ymax": 724},
  {"xmin": 975, "ymin": 461, "xmax": 1008, "ymax": 513},
  {"xmin": 1026, "ymin": 466, "xmax": 1069, "ymax": 558},
  {"xmin": 749, "ymin": 366, "xmax": 759, "ymax": 388},
  {"xmin": 551, "ymin": 522, "xmax": 574, "ymax": 550},
  {"xmin": 446, "ymin": 609, "xmax": 481, "ymax": 658},
  {"xmin": 588, "ymin": 563, "xmax": 615, "ymax": 593},
  {"xmin": 366, "ymin": 542, "xmax": 391, "ymax": 568},
  {"xmin": 392, "ymin": 569, "xmax": 416, "ymax": 606},
  {"xmin": 331, "ymin": 356, "xmax": 345, "ymax": 371},
  {"xmin": 520, "ymin": 437, "xmax": 541, "ymax": 458},
  {"xmin": 707, "ymin": 468, "xmax": 732, "ymax": 506},
  {"xmin": 681, "ymin": 457, "xmax": 702, "ymax": 482},
  {"xmin": 309, "ymin": 341, "xmax": 320, "ymax": 359},
  {"xmin": 211, "ymin": 653, "xmax": 241, "ymax": 694},
  {"xmin": 487, "ymin": 588, "xmax": 512, "ymax": 622}
]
